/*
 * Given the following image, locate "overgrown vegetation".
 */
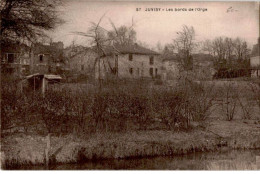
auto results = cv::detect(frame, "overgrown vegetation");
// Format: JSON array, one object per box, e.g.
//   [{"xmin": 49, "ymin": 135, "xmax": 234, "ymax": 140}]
[{"xmin": 1, "ymin": 78, "xmax": 217, "ymax": 135}]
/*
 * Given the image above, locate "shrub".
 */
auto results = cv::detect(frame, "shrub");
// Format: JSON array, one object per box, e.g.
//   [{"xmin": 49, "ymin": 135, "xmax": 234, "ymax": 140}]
[
  {"xmin": 1, "ymin": 77, "xmax": 217, "ymax": 134},
  {"xmin": 220, "ymin": 82, "xmax": 238, "ymax": 121}
]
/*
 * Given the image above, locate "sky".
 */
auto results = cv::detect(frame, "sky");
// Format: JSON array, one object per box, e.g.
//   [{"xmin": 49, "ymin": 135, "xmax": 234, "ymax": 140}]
[{"xmin": 49, "ymin": 0, "xmax": 259, "ymax": 49}]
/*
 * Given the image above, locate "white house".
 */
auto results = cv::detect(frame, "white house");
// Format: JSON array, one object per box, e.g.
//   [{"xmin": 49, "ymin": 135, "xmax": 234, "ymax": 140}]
[
  {"xmin": 250, "ymin": 38, "xmax": 260, "ymax": 77},
  {"xmin": 250, "ymin": 56, "xmax": 260, "ymax": 77},
  {"xmin": 95, "ymin": 43, "xmax": 162, "ymax": 79}
]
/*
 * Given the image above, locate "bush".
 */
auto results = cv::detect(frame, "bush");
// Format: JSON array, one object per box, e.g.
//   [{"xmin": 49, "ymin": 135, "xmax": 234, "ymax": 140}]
[
  {"xmin": 1, "ymin": 77, "xmax": 217, "ymax": 134},
  {"xmin": 219, "ymin": 83, "xmax": 238, "ymax": 121}
]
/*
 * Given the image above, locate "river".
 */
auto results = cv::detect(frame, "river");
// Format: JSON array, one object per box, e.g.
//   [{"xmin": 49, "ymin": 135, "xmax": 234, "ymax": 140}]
[{"xmin": 20, "ymin": 149, "xmax": 260, "ymax": 170}]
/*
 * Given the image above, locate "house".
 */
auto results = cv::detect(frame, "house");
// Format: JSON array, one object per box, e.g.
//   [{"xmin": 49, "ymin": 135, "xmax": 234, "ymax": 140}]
[
  {"xmin": 1, "ymin": 41, "xmax": 31, "ymax": 76},
  {"xmin": 31, "ymin": 42, "xmax": 66, "ymax": 75},
  {"xmin": 95, "ymin": 43, "xmax": 161, "ymax": 80},
  {"xmin": 250, "ymin": 38, "xmax": 260, "ymax": 77},
  {"xmin": 64, "ymin": 45, "xmax": 97, "ymax": 75},
  {"xmin": 192, "ymin": 53, "xmax": 215, "ymax": 80},
  {"xmin": 162, "ymin": 58, "xmax": 179, "ymax": 80},
  {"xmin": 160, "ymin": 47, "xmax": 179, "ymax": 80},
  {"xmin": 250, "ymin": 56, "xmax": 260, "ymax": 77}
]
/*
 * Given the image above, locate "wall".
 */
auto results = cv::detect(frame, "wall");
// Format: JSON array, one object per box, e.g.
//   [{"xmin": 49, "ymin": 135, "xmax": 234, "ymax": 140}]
[
  {"xmin": 1, "ymin": 49, "xmax": 31, "ymax": 76},
  {"xmin": 69, "ymin": 49, "xmax": 97, "ymax": 74},
  {"xmin": 95, "ymin": 53, "xmax": 162, "ymax": 79},
  {"xmin": 31, "ymin": 53, "xmax": 50, "ymax": 74},
  {"xmin": 250, "ymin": 56, "xmax": 260, "ymax": 78},
  {"xmin": 162, "ymin": 60, "xmax": 179, "ymax": 80},
  {"xmin": 250, "ymin": 56, "xmax": 260, "ymax": 67}
]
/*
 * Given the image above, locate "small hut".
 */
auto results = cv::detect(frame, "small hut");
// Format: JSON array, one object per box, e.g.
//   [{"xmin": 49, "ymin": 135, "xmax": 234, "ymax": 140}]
[{"xmin": 23, "ymin": 73, "xmax": 62, "ymax": 94}]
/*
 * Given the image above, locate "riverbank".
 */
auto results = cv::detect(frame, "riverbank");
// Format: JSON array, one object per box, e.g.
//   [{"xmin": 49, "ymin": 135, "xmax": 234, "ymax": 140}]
[{"xmin": 1, "ymin": 119, "xmax": 260, "ymax": 169}]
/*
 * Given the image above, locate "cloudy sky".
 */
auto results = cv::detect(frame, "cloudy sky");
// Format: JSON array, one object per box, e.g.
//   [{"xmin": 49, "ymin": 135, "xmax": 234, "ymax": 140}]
[{"xmin": 50, "ymin": 0, "xmax": 259, "ymax": 49}]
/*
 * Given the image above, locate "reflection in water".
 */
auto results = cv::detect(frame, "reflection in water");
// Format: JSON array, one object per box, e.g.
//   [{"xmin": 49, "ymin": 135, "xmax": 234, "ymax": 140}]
[{"xmin": 24, "ymin": 149, "xmax": 260, "ymax": 170}]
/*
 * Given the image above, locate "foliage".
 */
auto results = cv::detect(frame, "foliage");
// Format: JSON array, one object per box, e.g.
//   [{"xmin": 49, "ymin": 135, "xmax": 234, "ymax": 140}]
[{"xmin": 0, "ymin": 0, "xmax": 64, "ymax": 43}]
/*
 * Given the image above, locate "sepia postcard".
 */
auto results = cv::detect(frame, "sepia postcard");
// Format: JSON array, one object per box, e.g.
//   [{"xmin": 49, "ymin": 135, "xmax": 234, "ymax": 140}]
[{"xmin": 0, "ymin": 0, "xmax": 260, "ymax": 170}]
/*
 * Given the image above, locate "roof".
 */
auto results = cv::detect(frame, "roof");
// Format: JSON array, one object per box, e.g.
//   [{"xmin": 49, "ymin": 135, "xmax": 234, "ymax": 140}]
[
  {"xmin": 1, "ymin": 41, "xmax": 30, "ymax": 53},
  {"xmin": 25, "ymin": 73, "xmax": 62, "ymax": 80},
  {"xmin": 33, "ymin": 43, "xmax": 65, "ymax": 63},
  {"xmin": 162, "ymin": 53, "xmax": 178, "ymax": 62},
  {"xmin": 102, "ymin": 43, "xmax": 160, "ymax": 56},
  {"xmin": 33, "ymin": 43, "xmax": 52, "ymax": 54},
  {"xmin": 45, "ymin": 74, "xmax": 62, "ymax": 80}
]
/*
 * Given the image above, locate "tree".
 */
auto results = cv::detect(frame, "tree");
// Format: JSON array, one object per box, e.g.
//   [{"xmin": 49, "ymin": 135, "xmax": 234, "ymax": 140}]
[
  {"xmin": 107, "ymin": 17, "xmax": 136, "ymax": 45},
  {"xmin": 233, "ymin": 38, "xmax": 250, "ymax": 60},
  {"xmin": 174, "ymin": 25, "xmax": 196, "ymax": 70},
  {"xmin": 107, "ymin": 25, "xmax": 136, "ymax": 45},
  {"xmin": 211, "ymin": 37, "xmax": 226, "ymax": 60},
  {"xmin": 209, "ymin": 36, "xmax": 251, "ymax": 78},
  {"xmin": 202, "ymin": 39, "xmax": 214, "ymax": 55},
  {"xmin": 73, "ymin": 16, "xmax": 140, "ymax": 88},
  {"xmin": 0, "ymin": 0, "xmax": 63, "ymax": 44},
  {"xmin": 73, "ymin": 14, "xmax": 113, "ymax": 90}
]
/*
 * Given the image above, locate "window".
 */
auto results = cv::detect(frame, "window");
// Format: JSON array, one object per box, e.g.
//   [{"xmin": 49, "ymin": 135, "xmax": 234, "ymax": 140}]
[
  {"xmin": 129, "ymin": 54, "xmax": 133, "ymax": 61},
  {"xmin": 155, "ymin": 68, "xmax": 158, "ymax": 76},
  {"xmin": 149, "ymin": 56, "xmax": 154, "ymax": 65},
  {"xmin": 7, "ymin": 53, "xmax": 15, "ymax": 63},
  {"xmin": 149, "ymin": 68, "xmax": 153, "ymax": 76},
  {"xmin": 81, "ymin": 65, "xmax": 84, "ymax": 71},
  {"xmin": 129, "ymin": 68, "xmax": 133, "ymax": 75},
  {"xmin": 39, "ymin": 54, "xmax": 43, "ymax": 62}
]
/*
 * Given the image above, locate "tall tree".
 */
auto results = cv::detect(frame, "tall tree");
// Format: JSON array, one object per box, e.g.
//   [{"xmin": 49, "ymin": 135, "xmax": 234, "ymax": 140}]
[
  {"xmin": 108, "ymin": 18, "xmax": 136, "ymax": 45},
  {"xmin": 233, "ymin": 38, "xmax": 250, "ymax": 60},
  {"xmin": 174, "ymin": 25, "xmax": 196, "ymax": 70},
  {"xmin": 0, "ymin": 0, "xmax": 63, "ymax": 43}
]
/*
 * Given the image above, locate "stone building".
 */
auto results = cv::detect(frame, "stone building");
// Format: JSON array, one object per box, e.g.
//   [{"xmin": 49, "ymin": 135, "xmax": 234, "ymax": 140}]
[
  {"xmin": 1, "ymin": 41, "xmax": 31, "ymax": 76},
  {"xmin": 31, "ymin": 42, "xmax": 65, "ymax": 74},
  {"xmin": 95, "ymin": 43, "xmax": 161, "ymax": 79},
  {"xmin": 250, "ymin": 38, "xmax": 260, "ymax": 77}
]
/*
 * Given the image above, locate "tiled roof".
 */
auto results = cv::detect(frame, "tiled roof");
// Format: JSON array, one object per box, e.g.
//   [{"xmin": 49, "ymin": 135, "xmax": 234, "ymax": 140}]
[{"xmin": 102, "ymin": 43, "xmax": 159, "ymax": 56}]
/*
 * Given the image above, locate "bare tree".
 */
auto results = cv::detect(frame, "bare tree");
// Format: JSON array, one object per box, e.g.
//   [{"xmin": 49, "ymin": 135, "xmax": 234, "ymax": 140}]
[
  {"xmin": 174, "ymin": 25, "xmax": 196, "ymax": 71},
  {"xmin": 73, "ymin": 14, "xmax": 110, "ymax": 90},
  {"xmin": 233, "ymin": 38, "xmax": 250, "ymax": 60},
  {"xmin": 108, "ymin": 20, "xmax": 136, "ymax": 45},
  {"xmin": 220, "ymin": 83, "xmax": 238, "ymax": 121},
  {"xmin": 211, "ymin": 37, "xmax": 227, "ymax": 60},
  {"xmin": 73, "ymin": 16, "xmax": 139, "ymax": 88},
  {"xmin": 0, "ymin": 0, "xmax": 64, "ymax": 44},
  {"xmin": 224, "ymin": 37, "xmax": 234, "ymax": 61},
  {"xmin": 210, "ymin": 37, "xmax": 249, "ymax": 61},
  {"xmin": 202, "ymin": 39, "xmax": 214, "ymax": 55}
]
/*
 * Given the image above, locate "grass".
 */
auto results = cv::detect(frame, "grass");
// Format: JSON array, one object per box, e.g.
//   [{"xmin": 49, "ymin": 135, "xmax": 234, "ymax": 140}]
[
  {"xmin": 1, "ymin": 119, "xmax": 260, "ymax": 169},
  {"xmin": 1, "ymin": 78, "xmax": 260, "ymax": 169}
]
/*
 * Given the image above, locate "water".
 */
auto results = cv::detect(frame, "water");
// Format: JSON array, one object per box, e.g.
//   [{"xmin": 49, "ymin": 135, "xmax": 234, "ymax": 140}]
[{"xmin": 24, "ymin": 149, "xmax": 260, "ymax": 170}]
